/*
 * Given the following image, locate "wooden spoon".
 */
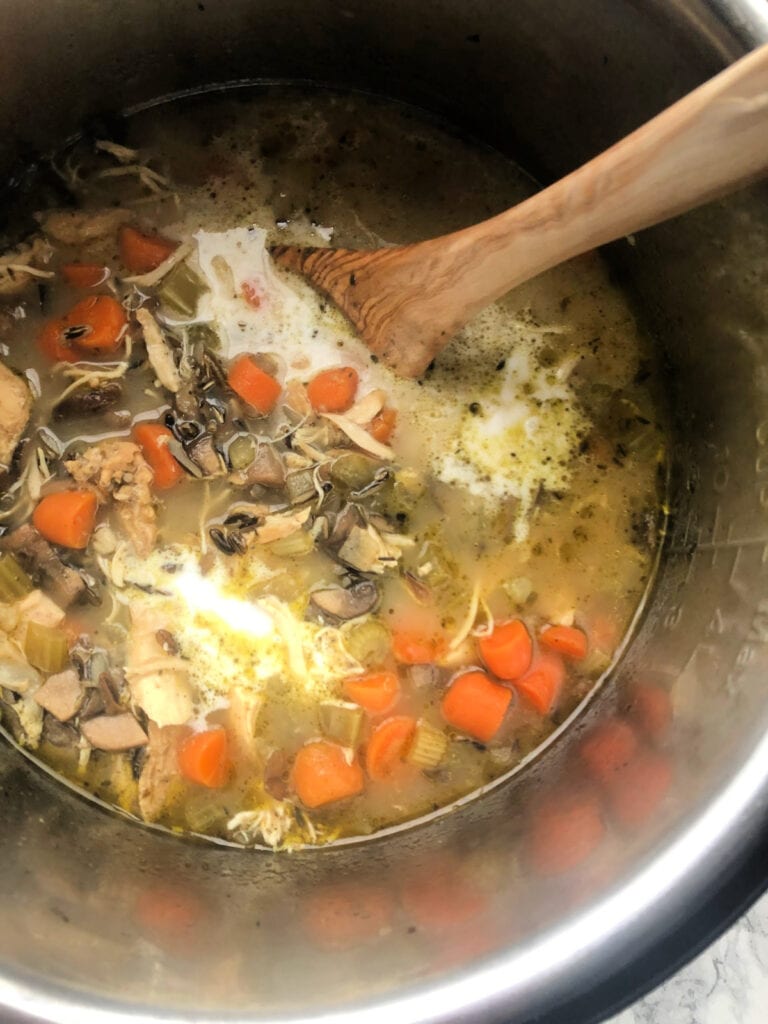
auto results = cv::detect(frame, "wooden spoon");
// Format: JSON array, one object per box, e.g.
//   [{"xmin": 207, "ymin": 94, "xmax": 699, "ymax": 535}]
[{"xmin": 272, "ymin": 43, "xmax": 768, "ymax": 378}]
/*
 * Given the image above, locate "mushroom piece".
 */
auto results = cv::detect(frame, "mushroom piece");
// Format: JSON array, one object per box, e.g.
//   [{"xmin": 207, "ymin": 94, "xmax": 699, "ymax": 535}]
[
  {"xmin": 34, "ymin": 669, "xmax": 84, "ymax": 722},
  {"xmin": 54, "ymin": 381, "xmax": 123, "ymax": 419},
  {"xmin": 80, "ymin": 713, "xmax": 148, "ymax": 751},
  {"xmin": 310, "ymin": 579, "xmax": 379, "ymax": 620},
  {"xmin": 230, "ymin": 441, "xmax": 286, "ymax": 489},
  {"xmin": 187, "ymin": 433, "xmax": 224, "ymax": 476},
  {"xmin": 1, "ymin": 525, "xmax": 87, "ymax": 608},
  {"xmin": 337, "ymin": 523, "xmax": 404, "ymax": 575}
]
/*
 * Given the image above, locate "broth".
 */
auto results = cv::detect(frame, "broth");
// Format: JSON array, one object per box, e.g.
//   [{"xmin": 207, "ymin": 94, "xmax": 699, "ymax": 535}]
[{"xmin": 0, "ymin": 89, "xmax": 666, "ymax": 847}]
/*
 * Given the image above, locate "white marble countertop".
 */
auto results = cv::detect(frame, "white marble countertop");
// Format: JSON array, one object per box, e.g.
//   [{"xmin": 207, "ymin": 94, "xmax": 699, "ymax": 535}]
[{"xmin": 609, "ymin": 890, "xmax": 768, "ymax": 1024}]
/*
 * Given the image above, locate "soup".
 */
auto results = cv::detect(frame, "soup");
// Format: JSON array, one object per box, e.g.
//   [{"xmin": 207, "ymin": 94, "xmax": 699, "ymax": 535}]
[{"xmin": 0, "ymin": 90, "xmax": 665, "ymax": 847}]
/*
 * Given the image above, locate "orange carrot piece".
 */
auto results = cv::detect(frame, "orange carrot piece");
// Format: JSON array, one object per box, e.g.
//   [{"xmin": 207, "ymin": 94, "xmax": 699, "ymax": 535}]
[
  {"xmin": 343, "ymin": 671, "xmax": 400, "ymax": 714},
  {"xmin": 392, "ymin": 630, "xmax": 446, "ymax": 665},
  {"xmin": 578, "ymin": 718, "xmax": 639, "ymax": 785},
  {"xmin": 366, "ymin": 716, "xmax": 416, "ymax": 780},
  {"xmin": 540, "ymin": 624, "xmax": 588, "ymax": 660},
  {"xmin": 178, "ymin": 728, "xmax": 231, "ymax": 789},
  {"xmin": 514, "ymin": 653, "xmax": 565, "ymax": 715},
  {"xmin": 38, "ymin": 295, "xmax": 127, "ymax": 362},
  {"xmin": 478, "ymin": 619, "xmax": 532, "ymax": 680},
  {"xmin": 133, "ymin": 423, "xmax": 184, "ymax": 490},
  {"xmin": 227, "ymin": 354, "xmax": 282, "ymax": 415},
  {"xmin": 604, "ymin": 749, "xmax": 673, "ymax": 829},
  {"xmin": 441, "ymin": 670, "xmax": 511, "ymax": 743},
  {"xmin": 627, "ymin": 683, "xmax": 673, "ymax": 741},
  {"xmin": 61, "ymin": 262, "xmax": 109, "ymax": 288},
  {"xmin": 291, "ymin": 740, "xmax": 364, "ymax": 808},
  {"xmin": 32, "ymin": 491, "xmax": 97, "ymax": 549},
  {"xmin": 525, "ymin": 786, "xmax": 605, "ymax": 877},
  {"xmin": 369, "ymin": 407, "xmax": 397, "ymax": 443},
  {"xmin": 306, "ymin": 366, "xmax": 359, "ymax": 413},
  {"xmin": 119, "ymin": 225, "xmax": 177, "ymax": 274},
  {"xmin": 38, "ymin": 317, "xmax": 80, "ymax": 362}
]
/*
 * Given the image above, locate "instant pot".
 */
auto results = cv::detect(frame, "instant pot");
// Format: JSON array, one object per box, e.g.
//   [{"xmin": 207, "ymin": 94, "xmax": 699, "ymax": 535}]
[{"xmin": 1, "ymin": 1, "xmax": 768, "ymax": 1021}]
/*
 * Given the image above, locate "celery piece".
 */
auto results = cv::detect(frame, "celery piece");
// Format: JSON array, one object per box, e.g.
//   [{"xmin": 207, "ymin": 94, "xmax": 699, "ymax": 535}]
[
  {"xmin": 0, "ymin": 553, "xmax": 33, "ymax": 603},
  {"xmin": 23, "ymin": 622, "xmax": 69, "ymax": 674},
  {"xmin": 406, "ymin": 721, "xmax": 448, "ymax": 770},
  {"xmin": 318, "ymin": 702, "xmax": 363, "ymax": 748},
  {"xmin": 341, "ymin": 619, "xmax": 391, "ymax": 666},
  {"xmin": 157, "ymin": 262, "xmax": 204, "ymax": 318},
  {"xmin": 266, "ymin": 531, "xmax": 314, "ymax": 559},
  {"xmin": 228, "ymin": 433, "xmax": 257, "ymax": 471},
  {"xmin": 330, "ymin": 453, "xmax": 379, "ymax": 491}
]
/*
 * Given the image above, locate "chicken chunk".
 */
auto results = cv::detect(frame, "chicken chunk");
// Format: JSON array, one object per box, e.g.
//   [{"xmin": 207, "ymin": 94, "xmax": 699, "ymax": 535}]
[
  {"xmin": 0, "ymin": 362, "xmax": 31, "ymax": 470},
  {"xmin": 64, "ymin": 440, "xmax": 157, "ymax": 556},
  {"xmin": 126, "ymin": 605, "xmax": 193, "ymax": 727},
  {"xmin": 36, "ymin": 208, "xmax": 129, "ymax": 246},
  {"xmin": 139, "ymin": 722, "xmax": 188, "ymax": 822}
]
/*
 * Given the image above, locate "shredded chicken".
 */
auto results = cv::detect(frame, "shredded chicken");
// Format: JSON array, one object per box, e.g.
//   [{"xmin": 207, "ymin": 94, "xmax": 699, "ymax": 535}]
[
  {"xmin": 65, "ymin": 440, "xmax": 157, "ymax": 557},
  {"xmin": 135, "ymin": 307, "xmax": 180, "ymax": 392},
  {"xmin": 0, "ymin": 238, "xmax": 54, "ymax": 297},
  {"xmin": 0, "ymin": 362, "xmax": 31, "ymax": 469},
  {"xmin": 254, "ymin": 505, "xmax": 311, "ymax": 544},
  {"xmin": 227, "ymin": 802, "xmax": 295, "ymax": 848},
  {"xmin": 321, "ymin": 412, "xmax": 393, "ymax": 459}
]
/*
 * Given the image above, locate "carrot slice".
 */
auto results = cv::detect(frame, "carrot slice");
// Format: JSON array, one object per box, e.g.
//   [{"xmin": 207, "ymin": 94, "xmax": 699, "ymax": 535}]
[
  {"xmin": 478, "ymin": 619, "xmax": 532, "ymax": 680},
  {"xmin": 441, "ymin": 670, "xmax": 511, "ymax": 743},
  {"xmin": 578, "ymin": 718, "xmax": 639, "ymax": 785},
  {"xmin": 540, "ymin": 624, "xmax": 588, "ymax": 660},
  {"xmin": 178, "ymin": 728, "xmax": 231, "ymax": 789},
  {"xmin": 307, "ymin": 366, "xmax": 359, "ymax": 413},
  {"xmin": 291, "ymin": 740, "xmax": 364, "ymax": 808},
  {"xmin": 392, "ymin": 630, "xmax": 446, "ymax": 665},
  {"xmin": 525, "ymin": 786, "xmax": 605, "ymax": 877},
  {"xmin": 32, "ymin": 491, "xmax": 97, "ymax": 549},
  {"xmin": 366, "ymin": 716, "xmax": 416, "ymax": 780},
  {"xmin": 369, "ymin": 407, "xmax": 397, "ymax": 443},
  {"xmin": 133, "ymin": 423, "xmax": 184, "ymax": 490},
  {"xmin": 343, "ymin": 671, "xmax": 400, "ymax": 714},
  {"xmin": 61, "ymin": 262, "xmax": 109, "ymax": 289},
  {"xmin": 38, "ymin": 295, "xmax": 127, "ymax": 361},
  {"xmin": 227, "ymin": 354, "xmax": 282, "ymax": 415},
  {"xmin": 514, "ymin": 653, "xmax": 565, "ymax": 715},
  {"xmin": 119, "ymin": 225, "xmax": 177, "ymax": 274}
]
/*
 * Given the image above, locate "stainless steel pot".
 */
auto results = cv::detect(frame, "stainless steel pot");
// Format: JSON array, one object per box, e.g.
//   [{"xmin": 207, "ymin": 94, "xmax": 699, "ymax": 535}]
[{"xmin": 1, "ymin": 1, "xmax": 768, "ymax": 1021}]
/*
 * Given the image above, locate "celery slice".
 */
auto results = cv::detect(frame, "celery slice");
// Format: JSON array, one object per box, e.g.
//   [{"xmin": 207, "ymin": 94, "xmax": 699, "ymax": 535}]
[
  {"xmin": 24, "ymin": 622, "xmax": 69, "ymax": 674},
  {"xmin": 157, "ymin": 262, "xmax": 204, "ymax": 318},
  {"xmin": 406, "ymin": 721, "xmax": 448, "ymax": 770},
  {"xmin": 318, "ymin": 702, "xmax": 363, "ymax": 747},
  {"xmin": 0, "ymin": 553, "xmax": 33, "ymax": 603}
]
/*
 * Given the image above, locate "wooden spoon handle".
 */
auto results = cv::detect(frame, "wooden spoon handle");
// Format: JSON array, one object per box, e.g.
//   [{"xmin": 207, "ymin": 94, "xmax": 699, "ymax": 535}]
[
  {"xmin": 424, "ymin": 42, "xmax": 768, "ymax": 313},
  {"xmin": 273, "ymin": 44, "xmax": 768, "ymax": 377}
]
